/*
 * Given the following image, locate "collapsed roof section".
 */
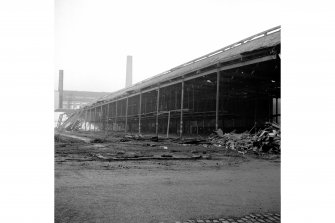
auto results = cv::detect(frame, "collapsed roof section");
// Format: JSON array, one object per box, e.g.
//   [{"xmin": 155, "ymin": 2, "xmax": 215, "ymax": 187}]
[{"xmin": 84, "ymin": 26, "xmax": 281, "ymax": 109}]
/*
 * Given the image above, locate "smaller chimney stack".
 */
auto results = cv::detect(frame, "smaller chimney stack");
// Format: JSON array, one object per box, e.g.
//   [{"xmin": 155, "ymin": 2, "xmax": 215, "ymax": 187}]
[
  {"xmin": 58, "ymin": 70, "xmax": 64, "ymax": 109},
  {"xmin": 126, "ymin": 56, "xmax": 132, "ymax": 88}
]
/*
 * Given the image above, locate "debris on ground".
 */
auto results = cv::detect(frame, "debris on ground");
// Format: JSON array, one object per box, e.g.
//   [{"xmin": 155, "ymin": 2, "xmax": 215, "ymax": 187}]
[
  {"xmin": 208, "ymin": 122, "xmax": 280, "ymax": 155},
  {"xmin": 90, "ymin": 138, "xmax": 106, "ymax": 143},
  {"xmin": 134, "ymin": 134, "xmax": 144, "ymax": 140},
  {"xmin": 191, "ymin": 155, "xmax": 202, "ymax": 159},
  {"xmin": 54, "ymin": 134, "xmax": 86, "ymax": 144},
  {"xmin": 143, "ymin": 143, "xmax": 157, "ymax": 147},
  {"xmin": 180, "ymin": 139, "xmax": 207, "ymax": 145},
  {"xmin": 214, "ymin": 128, "xmax": 224, "ymax": 137},
  {"xmin": 253, "ymin": 122, "xmax": 281, "ymax": 154},
  {"xmin": 161, "ymin": 154, "xmax": 173, "ymax": 158},
  {"xmin": 124, "ymin": 134, "xmax": 145, "ymax": 140},
  {"xmin": 95, "ymin": 153, "xmax": 108, "ymax": 160},
  {"xmin": 55, "ymin": 122, "xmax": 280, "ymax": 164}
]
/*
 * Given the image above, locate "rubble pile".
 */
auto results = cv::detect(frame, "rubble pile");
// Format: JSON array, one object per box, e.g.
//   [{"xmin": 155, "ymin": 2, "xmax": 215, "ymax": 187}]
[
  {"xmin": 208, "ymin": 122, "xmax": 280, "ymax": 155},
  {"xmin": 253, "ymin": 122, "xmax": 281, "ymax": 154}
]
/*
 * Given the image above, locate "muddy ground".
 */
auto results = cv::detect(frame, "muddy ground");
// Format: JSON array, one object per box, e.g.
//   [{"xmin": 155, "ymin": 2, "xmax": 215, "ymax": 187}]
[{"xmin": 55, "ymin": 132, "xmax": 280, "ymax": 223}]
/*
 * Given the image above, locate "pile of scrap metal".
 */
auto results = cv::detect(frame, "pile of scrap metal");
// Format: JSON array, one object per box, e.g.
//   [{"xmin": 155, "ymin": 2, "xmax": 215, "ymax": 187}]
[
  {"xmin": 253, "ymin": 122, "xmax": 281, "ymax": 154},
  {"xmin": 208, "ymin": 122, "xmax": 281, "ymax": 155}
]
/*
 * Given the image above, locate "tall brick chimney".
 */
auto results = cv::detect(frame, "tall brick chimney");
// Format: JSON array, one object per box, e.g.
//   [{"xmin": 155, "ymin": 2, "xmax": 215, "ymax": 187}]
[
  {"xmin": 58, "ymin": 70, "xmax": 64, "ymax": 109},
  {"xmin": 126, "ymin": 56, "xmax": 132, "ymax": 88}
]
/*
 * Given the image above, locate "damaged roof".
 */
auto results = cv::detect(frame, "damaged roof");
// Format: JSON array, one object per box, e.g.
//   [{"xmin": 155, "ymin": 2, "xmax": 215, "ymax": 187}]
[{"xmin": 86, "ymin": 26, "xmax": 281, "ymax": 108}]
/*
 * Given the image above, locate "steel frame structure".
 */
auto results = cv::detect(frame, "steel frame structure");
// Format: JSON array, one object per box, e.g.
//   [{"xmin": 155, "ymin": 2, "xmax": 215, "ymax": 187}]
[{"xmin": 59, "ymin": 26, "xmax": 281, "ymax": 137}]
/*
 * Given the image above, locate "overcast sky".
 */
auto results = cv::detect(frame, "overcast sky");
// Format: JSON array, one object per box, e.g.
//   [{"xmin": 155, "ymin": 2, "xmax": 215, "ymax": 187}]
[{"xmin": 55, "ymin": 0, "xmax": 280, "ymax": 92}]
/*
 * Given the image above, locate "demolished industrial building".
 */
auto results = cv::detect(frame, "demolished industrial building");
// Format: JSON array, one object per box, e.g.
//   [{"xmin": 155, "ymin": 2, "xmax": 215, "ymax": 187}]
[{"xmin": 58, "ymin": 26, "xmax": 280, "ymax": 138}]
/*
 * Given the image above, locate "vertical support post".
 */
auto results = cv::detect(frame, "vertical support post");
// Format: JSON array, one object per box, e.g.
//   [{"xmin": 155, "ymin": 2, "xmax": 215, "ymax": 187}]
[
  {"xmin": 180, "ymin": 79, "xmax": 184, "ymax": 138},
  {"xmin": 106, "ymin": 103, "xmax": 110, "ymax": 133},
  {"xmin": 215, "ymin": 64, "xmax": 220, "ymax": 130},
  {"xmin": 88, "ymin": 110, "xmax": 91, "ymax": 131},
  {"xmin": 203, "ymin": 119, "xmax": 205, "ymax": 133},
  {"xmin": 197, "ymin": 121, "xmax": 199, "ymax": 135},
  {"xmin": 115, "ymin": 100, "xmax": 118, "ymax": 131},
  {"xmin": 276, "ymin": 98, "xmax": 278, "ymax": 123},
  {"xmin": 270, "ymin": 98, "xmax": 273, "ymax": 122},
  {"xmin": 192, "ymin": 84, "xmax": 194, "ymax": 111},
  {"xmin": 90, "ymin": 108, "xmax": 93, "ymax": 131},
  {"xmin": 139, "ymin": 92, "xmax": 142, "ymax": 134},
  {"xmin": 100, "ymin": 106, "xmax": 103, "ymax": 132},
  {"xmin": 94, "ymin": 107, "xmax": 97, "ymax": 132},
  {"xmin": 90, "ymin": 108, "xmax": 94, "ymax": 131},
  {"xmin": 156, "ymin": 87, "xmax": 160, "ymax": 136},
  {"xmin": 125, "ymin": 97, "xmax": 128, "ymax": 133},
  {"xmin": 84, "ymin": 110, "xmax": 87, "ymax": 131},
  {"xmin": 167, "ymin": 111, "xmax": 170, "ymax": 138},
  {"xmin": 254, "ymin": 98, "xmax": 257, "ymax": 132},
  {"xmin": 90, "ymin": 109, "xmax": 92, "ymax": 131},
  {"xmin": 90, "ymin": 109, "xmax": 93, "ymax": 131}
]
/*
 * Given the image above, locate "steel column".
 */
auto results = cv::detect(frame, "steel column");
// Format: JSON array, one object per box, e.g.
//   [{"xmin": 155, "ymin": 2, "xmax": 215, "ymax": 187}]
[
  {"xmin": 167, "ymin": 111, "xmax": 170, "ymax": 138},
  {"xmin": 94, "ymin": 107, "xmax": 97, "ymax": 132},
  {"xmin": 215, "ymin": 65, "xmax": 220, "ymax": 130},
  {"xmin": 100, "ymin": 106, "xmax": 103, "ymax": 132},
  {"xmin": 180, "ymin": 80, "xmax": 184, "ymax": 138},
  {"xmin": 276, "ymin": 98, "xmax": 278, "ymax": 123},
  {"xmin": 115, "ymin": 100, "xmax": 118, "ymax": 131},
  {"xmin": 89, "ymin": 110, "xmax": 91, "ymax": 131},
  {"xmin": 139, "ymin": 92, "xmax": 142, "ymax": 134},
  {"xmin": 125, "ymin": 97, "xmax": 128, "ymax": 133},
  {"xmin": 84, "ymin": 110, "xmax": 87, "ymax": 131},
  {"xmin": 156, "ymin": 87, "xmax": 160, "ymax": 136},
  {"xmin": 90, "ymin": 109, "xmax": 93, "ymax": 131},
  {"xmin": 106, "ymin": 103, "xmax": 110, "ymax": 132}
]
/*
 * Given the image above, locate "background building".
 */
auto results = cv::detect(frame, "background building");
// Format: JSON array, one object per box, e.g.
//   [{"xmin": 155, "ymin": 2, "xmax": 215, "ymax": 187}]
[{"xmin": 54, "ymin": 90, "xmax": 110, "ymax": 111}]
